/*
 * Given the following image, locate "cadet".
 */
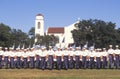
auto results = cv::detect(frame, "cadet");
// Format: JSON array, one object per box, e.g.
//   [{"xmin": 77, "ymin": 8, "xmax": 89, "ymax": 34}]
[
  {"xmin": 48, "ymin": 46, "xmax": 54, "ymax": 70},
  {"xmin": 29, "ymin": 48, "xmax": 35, "ymax": 69},
  {"xmin": 9, "ymin": 47, "xmax": 15, "ymax": 69},
  {"xmin": 102, "ymin": 48, "xmax": 108, "ymax": 69},
  {"xmin": 40, "ymin": 47, "xmax": 47, "ymax": 70},
  {"xmin": 81, "ymin": 47, "xmax": 88, "ymax": 69},
  {"xmin": 22, "ymin": 49, "xmax": 28, "ymax": 68},
  {"xmin": 63, "ymin": 47, "xmax": 69, "ymax": 70},
  {"xmin": 0, "ymin": 47, "xmax": 3, "ymax": 68},
  {"xmin": 35, "ymin": 47, "xmax": 41, "ymax": 69},
  {"xmin": 89, "ymin": 49, "xmax": 95, "ymax": 69},
  {"xmin": 114, "ymin": 45, "xmax": 120, "ymax": 69},
  {"xmin": 108, "ymin": 45, "xmax": 114, "ymax": 69},
  {"xmin": 55, "ymin": 47, "xmax": 63, "ymax": 70},
  {"xmin": 95, "ymin": 49, "xmax": 102, "ymax": 69},
  {"xmin": 3, "ymin": 47, "xmax": 9, "ymax": 69},
  {"xmin": 16, "ymin": 48, "xmax": 22, "ymax": 69},
  {"xmin": 75, "ymin": 47, "xmax": 81, "ymax": 69},
  {"xmin": 69, "ymin": 47, "xmax": 75, "ymax": 69}
]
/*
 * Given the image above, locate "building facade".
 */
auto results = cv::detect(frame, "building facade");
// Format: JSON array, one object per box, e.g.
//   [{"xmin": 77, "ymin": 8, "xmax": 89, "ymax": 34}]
[{"xmin": 35, "ymin": 13, "xmax": 79, "ymax": 47}]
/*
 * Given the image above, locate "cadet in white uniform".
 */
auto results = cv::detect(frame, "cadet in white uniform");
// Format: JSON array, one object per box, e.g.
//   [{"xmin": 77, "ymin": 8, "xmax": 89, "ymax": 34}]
[
  {"xmin": 0, "ymin": 47, "xmax": 3, "ymax": 68},
  {"xmin": 29, "ymin": 48, "xmax": 35, "ymax": 68},
  {"xmin": 89, "ymin": 49, "xmax": 95, "ymax": 69},
  {"xmin": 48, "ymin": 46, "xmax": 54, "ymax": 70},
  {"xmin": 16, "ymin": 48, "xmax": 22, "ymax": 69},
  {"xmin": 69, "ymin": 47, "xmax": 75, "ymax": 69},
  {"xmin": 35, "ymin": 47, "xmax": 41, "ymax": 69},
  {"xmin": 81, "ymin": 47, "xmax": 88, "ymax": 69},
  {"xmin": 9, "ymin": 47, "xmax": 15, "ymax": 69},
  {"xmin": 55, "ymin": 47, "xmax": 63, "ymax": 70},
  {"xmin": 22, "ymin": 49, "xmax": 28, "ymax": 68},
  {"xmin": 75, "ymin": 47, "xmax": 81, "ymax": 69},
  {"xmin": 108, "ymin": 45, "xmax": 114, "ymax": 69},
  {"xmin": 114, "ymin": 45, "xmax": 120, "ymax": 69},
  {"xmin": 63, "ymin": 47, "xmax": 69, "ymax": 70},
  {"xmin": 40, "ymin": 47, "xmax": 47, "ymax": 70},
  {"xmin": 101, "ymin": 48, "xmax": 108, "ymax": 69},
  {"xmin": 3, "ymin": 48, "xmax": 9, "ymax": 69},
  {"xmin": 95, "ymin": 49, "xmax": 102, "ymax": 69}
]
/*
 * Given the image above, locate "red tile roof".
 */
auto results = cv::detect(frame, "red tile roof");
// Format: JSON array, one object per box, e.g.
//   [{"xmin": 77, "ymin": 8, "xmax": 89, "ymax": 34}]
[
  {"xmin": 36, "ymin": 13, "xmax": 43, "ymax": 16},
  {"xmin": 47, "ymin": 27, "xmax": 64, "ymax": 33}
]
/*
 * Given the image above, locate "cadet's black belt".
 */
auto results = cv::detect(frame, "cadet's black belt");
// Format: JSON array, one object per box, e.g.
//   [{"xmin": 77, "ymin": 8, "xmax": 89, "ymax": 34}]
[{"xmin": 109, "ymin": 54, "xmax": 113, "ymax": 55}]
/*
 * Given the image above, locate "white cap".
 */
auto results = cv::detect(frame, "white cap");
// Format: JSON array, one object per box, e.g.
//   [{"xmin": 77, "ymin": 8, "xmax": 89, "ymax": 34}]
[
  {"xmin": 49, "ymin": 46, "xmax": 52, "ymax": 48},
  {"xmin": 16, "ymin": 48, "xmax": 20, "ymax": 50},
  {"xmin": 109, "ymin": 45, "xmax": 112, "ymax": 47},
  {"xmin": 5, "ymin": 47, "xmax": 7, "ymax": 50},
  {"xmin": 116, "ymin": 45, "xmax": 119, "ymax": 48},
  {"xmin": 10, "ymin": 47, "xmax": 13, "ymax": 50},
  {"xmin": 103, "ymin": 48, "xmax": 106, "ymax": 50}
]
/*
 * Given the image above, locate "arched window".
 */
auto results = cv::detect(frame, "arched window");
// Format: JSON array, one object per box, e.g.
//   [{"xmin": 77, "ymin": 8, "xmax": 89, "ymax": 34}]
[{"xmin": 38, "ymin": 22, "xmax": 40, "ymax": 29}]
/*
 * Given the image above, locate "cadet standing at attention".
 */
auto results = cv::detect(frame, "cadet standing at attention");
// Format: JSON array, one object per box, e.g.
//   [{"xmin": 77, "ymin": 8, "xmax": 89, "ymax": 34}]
[
  {"xmin": 89, "ymin": 49, "xmax": 95, "ymax": 69},
  {"xmin": 81, "ymin": 47, "xmax": 88, "ymax": 69},
  {"xmin": 9, "ymin": 47, "xmax": 15, "ymax": 69},
  {"xmin": 55, "ymin": 47, "xmax": 63, "ymax": 70},
  {"xmin": 48, "ymin": 46, "xmax": 54, "ymax": 70},
  {"xmin": 0, "ymin": 47, "xmax": 3, "ymax": 68},
  {"xmin": 3, "ymin": 48, "xmax": 9, "ymax": 69},
  {"xmin": 29, "ymin": 48, "xmax": 35, "ymax": 69},
  {"xmin": 40, "ymin": 47, "xmax": 47, "ymax": 70},
  {"xmin": 101, "ymin": 48, "xmax": 108, "ymax": 69},
  {"xmin": 75, "ymin": 47, "xmax": 80, "ymax": 69},
  {"xmin": 35, "ymin": 47, "xmax": 41, "ymax": 69},
  {"xmin": 114, "ymin": 45, "xmax": 120, "ymax": 69},
  {"xmin": 108, "ymin": 45, "xmax": 114, "ymax": 69},
  {"xmin": 69, "ymin": 47, "xmax": 75, "ymax": 69},
  {"xmin": 22, "ymin": 49, "xmax": 28, "ymax": 69},
  {"xmin": 63, "ymin": 47, "xmax": 69, "ymax": 70}
]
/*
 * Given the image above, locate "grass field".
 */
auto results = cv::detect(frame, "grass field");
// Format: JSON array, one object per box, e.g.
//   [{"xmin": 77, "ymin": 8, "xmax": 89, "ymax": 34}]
[{"xmin": 0, "ymin": 69, "xmax": 120, "ymax": 79}]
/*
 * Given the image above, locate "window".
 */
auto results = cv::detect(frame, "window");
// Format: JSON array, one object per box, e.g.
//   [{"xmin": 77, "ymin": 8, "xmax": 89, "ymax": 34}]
[{"xmin": 38, "ymin": 22, "xmax": 40, "ymax": 29}]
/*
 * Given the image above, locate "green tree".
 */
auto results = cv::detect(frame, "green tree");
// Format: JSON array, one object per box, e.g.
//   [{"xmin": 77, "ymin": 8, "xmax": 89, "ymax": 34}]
[{"xmin": 72, "ymin": 19, "xmax": 119, "ymax": 48}]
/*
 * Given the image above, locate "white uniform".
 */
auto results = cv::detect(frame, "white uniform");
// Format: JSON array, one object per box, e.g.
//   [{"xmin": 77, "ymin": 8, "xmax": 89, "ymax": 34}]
[
  {"xmin": 55, "ymin": 50, "xmax": 63, "ymax": 56},
  {"xmin": 17, "ymin": 51, "xmax": 22, "ymax": 57},
  {"xmin": 75, "ymin": 50, "xmax": 80, "ymax": 56},
  {"xmin": 114, "ymin": 49, "xmax": 120, "ymax": 55},
  {"xmin": 108, "ymin": 49, "xmax": 114, "ymax": 54},
  {"xmin": 40, "ymin": 50, "xmax": 47, "ymax": 57},
  {"xmin": 89, "ymin": 51, "xmax": 95, "ymax": 57},
  {"xmin": 3, "ymin": 51, "xmax": 9, "ymax": 57},
  {"xmin": 0, "ymin": 50, "xmax": 3, "ymax": 56},
  {"xmin": 63, "ymin": 50, "xmax": 69, "ymax": 56},
  {"xmin": 95, "ymin": 52, "xmax": 101, "ymax": 57},
  {"xmin": 102, "ymin": 51, "xmax": 108, "ymax": 57},
  {"xmin": 36, "ymin": 50, "xmax": 41, "ymax": 56},
  {"xmin": 22, "ymin": 52, "xmax": 28, "ymax": 58},
  {"xmin": 29, "ymin": 51, "xmax": 35, "ymax": 57},
  {"xmin": 48, "ymin": 49, "xmax": 54, "ymax": 56},
  {"xmin": 82, "ymin": 50, "xmax": 88, "ymax": 57},
  {"xmin": 9, "ymin": 51, "xmax": 16, "ymax": 57}
]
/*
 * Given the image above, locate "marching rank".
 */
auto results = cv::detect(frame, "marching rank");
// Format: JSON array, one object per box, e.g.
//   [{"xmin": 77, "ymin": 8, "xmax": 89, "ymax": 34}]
[{"xmin": 0, "ymin": 45, "xmax": 120, "ymax": 70}]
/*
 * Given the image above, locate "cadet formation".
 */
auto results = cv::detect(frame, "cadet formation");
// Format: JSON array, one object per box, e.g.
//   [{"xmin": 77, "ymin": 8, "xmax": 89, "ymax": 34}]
[{"xmin": 0, "ymin": 45, "xmax": 120, "ymax": 70}]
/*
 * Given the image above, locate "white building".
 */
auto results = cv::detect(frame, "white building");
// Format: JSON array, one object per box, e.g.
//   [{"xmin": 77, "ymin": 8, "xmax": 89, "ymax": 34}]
[{"xmin": 35, "ymin": 13, "xmax": 79, "ymax": 47}]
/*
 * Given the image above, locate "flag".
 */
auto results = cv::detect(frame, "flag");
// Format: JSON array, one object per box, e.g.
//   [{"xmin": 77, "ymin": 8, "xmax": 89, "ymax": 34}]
[{"xmin": 12, "ymin": 43, "xmax": 15, "ymax": 49}]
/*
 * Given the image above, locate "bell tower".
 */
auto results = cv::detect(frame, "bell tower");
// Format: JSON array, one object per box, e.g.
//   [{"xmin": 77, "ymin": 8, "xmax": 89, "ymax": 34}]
[
  {"xmin": 35, "ymin": 13, "xmax": 44, "ymax": 42},
  {"xmin": 35, "ymin": 13, "xmax": 44, "ymax": 36}
]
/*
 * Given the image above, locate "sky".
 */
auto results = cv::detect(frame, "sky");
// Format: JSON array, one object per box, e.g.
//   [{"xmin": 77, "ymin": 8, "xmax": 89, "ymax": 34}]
[{"xmin": 0, "ymin": 0, "xmax": 120, "ymax": 33}]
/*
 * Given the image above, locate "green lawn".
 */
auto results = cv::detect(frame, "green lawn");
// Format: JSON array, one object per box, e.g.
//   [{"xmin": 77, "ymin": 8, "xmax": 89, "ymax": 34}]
[{"xmin": 0, "ymin": 69, "xmax": 120, "ymax": 79}]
